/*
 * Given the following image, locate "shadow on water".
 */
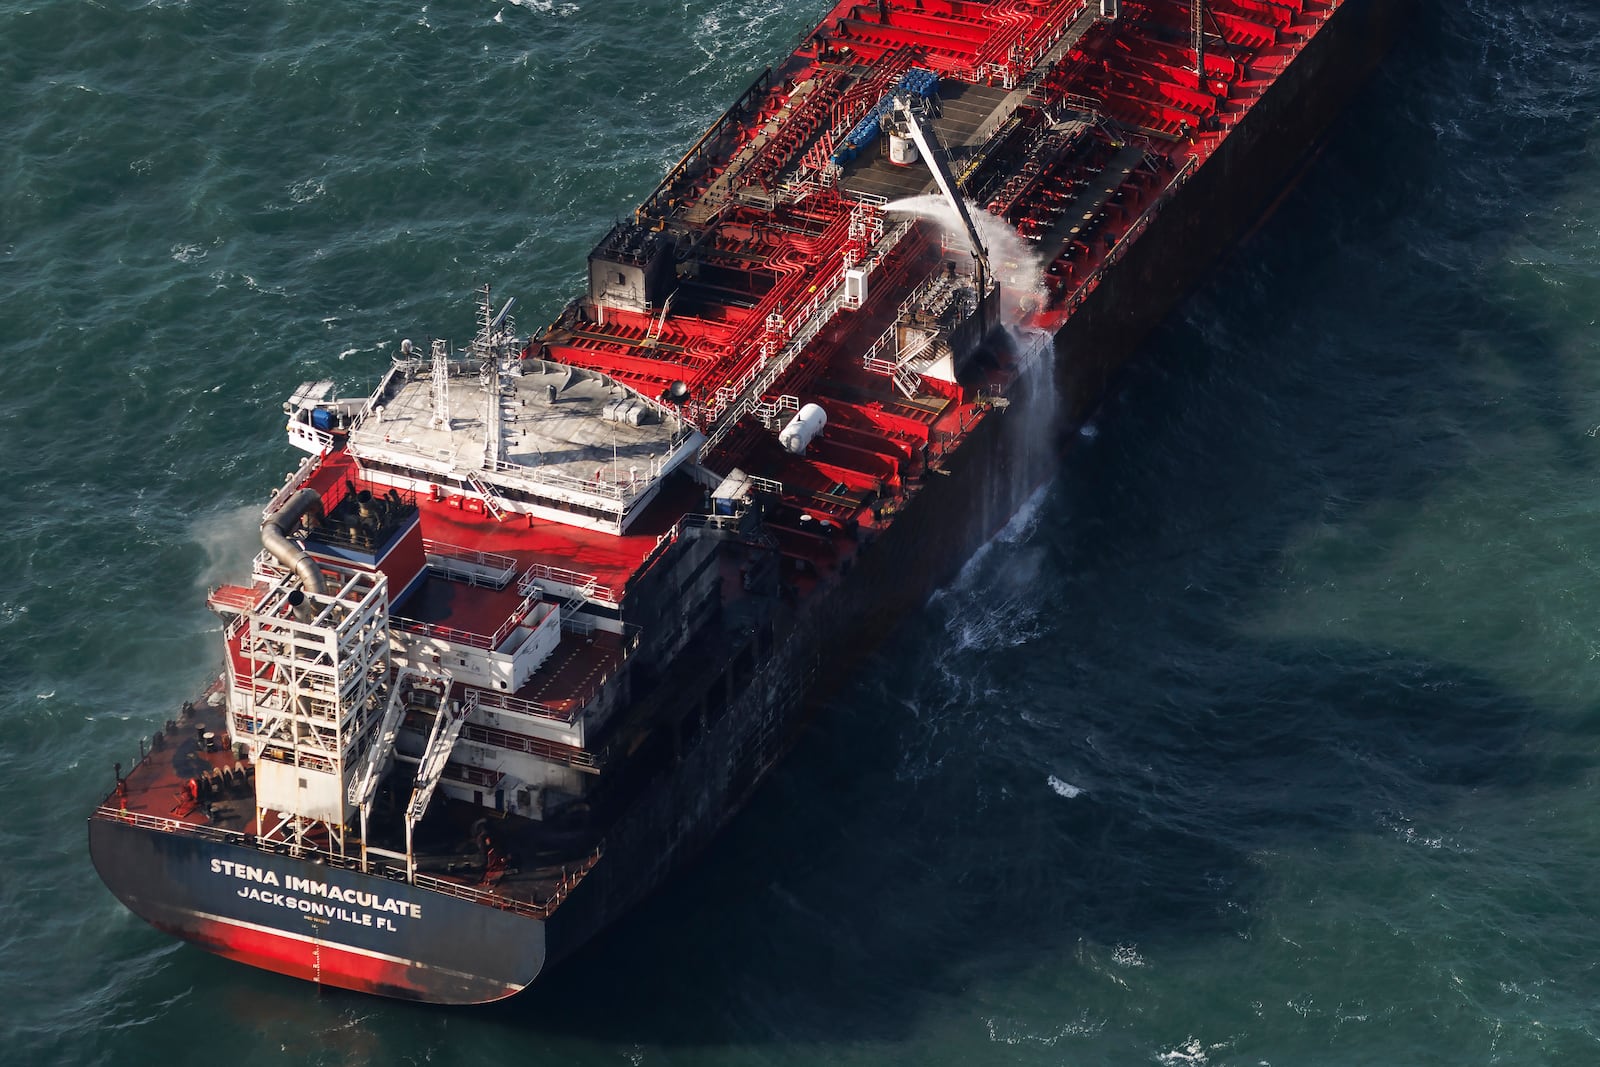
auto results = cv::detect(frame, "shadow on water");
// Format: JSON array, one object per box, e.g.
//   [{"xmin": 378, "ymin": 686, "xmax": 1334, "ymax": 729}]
[{"xmin": 452, "ymin": 2, "xmax": 1600, "ymax": 1049}]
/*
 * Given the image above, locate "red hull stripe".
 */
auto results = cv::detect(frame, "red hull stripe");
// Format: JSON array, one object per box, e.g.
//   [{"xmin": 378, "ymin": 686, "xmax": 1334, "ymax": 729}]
[{"xmin": 186, "ymin": 909, "xmax": 523, "ymax": 1002}]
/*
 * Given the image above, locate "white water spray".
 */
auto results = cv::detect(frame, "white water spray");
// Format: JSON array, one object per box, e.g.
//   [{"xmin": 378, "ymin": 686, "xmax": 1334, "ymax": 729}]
[
  {"xmin": 885, "ymin": 193, "xmax": 1063, "ymax": 508},
  {"xmin": 883, "ymin": 193, "xmax": 1049, "ymax": 324}
]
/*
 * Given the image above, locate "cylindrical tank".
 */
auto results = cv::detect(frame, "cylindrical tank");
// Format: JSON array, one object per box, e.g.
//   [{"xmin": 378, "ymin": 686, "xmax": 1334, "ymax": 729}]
[
  {"xmin": 779, "ymin": 403, "xmax": 827, "ymax": 455},
  {"xmin": 888, "ymin": 133, "xmax": 918, "ymax": 166}
]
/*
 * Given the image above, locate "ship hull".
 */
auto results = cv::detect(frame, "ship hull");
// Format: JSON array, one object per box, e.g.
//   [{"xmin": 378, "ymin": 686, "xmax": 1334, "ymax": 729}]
[
  {"xmin": 545, "ymin": 0, "xmax": 1415, "ymax": 969},
  {"xmin": 1054, "ymin": 0, "xmax": 1406, "ymax": 425},
  {"xmin": 90, "ymin": 0, "xmax": 1411, "ymax": 1003},
  {"xmin": 88, "ymin": 816, "xmax": 543, "ymax": 1003}
]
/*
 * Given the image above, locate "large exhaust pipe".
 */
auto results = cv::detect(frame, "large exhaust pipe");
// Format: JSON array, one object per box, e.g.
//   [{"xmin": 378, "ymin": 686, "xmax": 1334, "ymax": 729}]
[{"xmin": 262, "ymin": 488, "xmax": 327, "ymax": 597}]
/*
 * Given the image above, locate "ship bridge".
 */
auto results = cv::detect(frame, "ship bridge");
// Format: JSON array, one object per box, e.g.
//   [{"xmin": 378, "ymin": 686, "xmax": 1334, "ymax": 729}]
[{"xmin": 334, "ymin": 316, "xmax": 702, "ymax": 536}]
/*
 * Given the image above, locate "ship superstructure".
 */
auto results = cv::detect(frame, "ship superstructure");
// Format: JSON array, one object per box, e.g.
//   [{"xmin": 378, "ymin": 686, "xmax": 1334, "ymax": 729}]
[{"xmin": 90, "ymin": 0, "xmax": 1406, "ymax": 1003}]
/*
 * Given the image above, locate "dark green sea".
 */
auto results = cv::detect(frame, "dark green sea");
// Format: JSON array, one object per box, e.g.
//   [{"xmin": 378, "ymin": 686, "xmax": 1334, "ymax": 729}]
[{"xmin": 5, "ymin": 1, "xmax": 1599, "ymax": 1063}]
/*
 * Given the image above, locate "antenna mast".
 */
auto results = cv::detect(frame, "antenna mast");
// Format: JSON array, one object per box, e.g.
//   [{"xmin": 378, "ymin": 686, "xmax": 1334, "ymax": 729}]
[
  {"xmin": 429, "ymin": 339, "xmax": 451, "ymax": 431},
  {"xmin": 1192, "ymin": 0, "xmax": 1205, "ymax": 79}
]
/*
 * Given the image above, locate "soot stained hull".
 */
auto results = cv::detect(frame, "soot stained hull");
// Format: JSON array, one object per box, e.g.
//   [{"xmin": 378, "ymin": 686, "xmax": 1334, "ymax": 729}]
[{"xmin": 90, "ymin": 0, "xmax": 1410, "ymax": 1004}]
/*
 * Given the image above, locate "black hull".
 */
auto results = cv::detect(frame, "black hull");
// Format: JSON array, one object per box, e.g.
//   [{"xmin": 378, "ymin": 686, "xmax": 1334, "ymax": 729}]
[
  {"xmin": 89, "ymin": 0, "xmax": 1409, "ymax": 1003},
  {"xmin": 89, "ymin": 816, "xmax": 544, "ymax": 1004},
  {"xmin": 543, "ymin": 0, "xmax": 1413, "ymax": 971}
]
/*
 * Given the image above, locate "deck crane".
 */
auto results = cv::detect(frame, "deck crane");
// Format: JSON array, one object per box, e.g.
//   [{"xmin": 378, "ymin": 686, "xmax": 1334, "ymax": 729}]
[{"xmin": 884, "ymin": 94, "xmax": 996, "ymax": 339}]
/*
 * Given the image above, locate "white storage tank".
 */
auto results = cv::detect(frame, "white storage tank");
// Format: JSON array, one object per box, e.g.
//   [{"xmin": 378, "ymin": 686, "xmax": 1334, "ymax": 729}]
[
  {"xmin": 779, "ymin": 403, "xmax": 827, "ymax": 455},
  {"xmin": 888, "ymin": 133, "xmax": 918, "ymax": 166}
]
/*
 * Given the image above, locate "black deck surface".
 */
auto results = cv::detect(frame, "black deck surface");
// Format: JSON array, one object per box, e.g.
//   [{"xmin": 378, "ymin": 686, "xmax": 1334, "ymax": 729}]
[{"xmin": 838, "ymin": 80, "xmax": 1014, "ymax": 203}]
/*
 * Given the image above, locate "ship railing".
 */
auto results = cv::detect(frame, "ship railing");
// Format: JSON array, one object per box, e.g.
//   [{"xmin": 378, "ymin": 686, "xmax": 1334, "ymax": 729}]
[
  {"xmin": 94, "ymin": 807, "xmax": 249, "ymax": 845},
  {"xmin": 483, "ymin": 459, "xmax": 632, "ymax": 504},
  {"xmin": 422, "ymin": 539, "xmax": 518, "ymax": 589},
  {"xmin": 461, "ymin": 722, "xmax": 598, "ymax": 772},
  {"xmin": 1010, "ymin": 0, "xmax": 1095, "ymax": 93},
  {"xmin": 482, "ymin": 441, "xmax": 697, "ymax": 510},
  {"xmin": 491, "ymin": 581, "xmax": 552, "ymax": 652},
  {"xmin": 393, "ymin": 584, "xmax": 549, "ymax": 654},
  {"xmin": 697, "ymin": 276, "xmax": 845, "ymax": 436},
  {"xmin": 344, "ymin": 362, "xmax": 411, "ymax": 439},
  {"xmin": 750, "ymin": 393, "xmax": 799, "ymax": 429},
  {"xmin": 638, "ymin": 67, "xmax": 774, "ymax": 220},
  {"xmin": 699, "ymin": 211, "xmax": 913, "ymax": 454},
  {"xmin": 1059, "ymin": 155, "xmax": 1198, "ymax": 314},
  {"xmin": 391, "ymin": 616, "xmax": 495, "ymax": 651},
  {"xmin": 777, "ymin": 177, "xmax": 826, "ymax": 205},
  {"xmin": 262, "ymin": 452, "xmax": 327, "ymax": 519},
  {"xmin": 470, "ymin": 687, "xmax": 581, "ymax": 726},
  {"xmin": 412, "ymin": 843, "xmax": 603, "ymax": 919},
  {"xmin": 561, "ymin": 612, "xmax": 597, "ymax": 637},
  {"xmin": 859, "ymin": 320, "xmax": 902, "ymax": 377},
  {"xmin": 634, "ymin": 513, "xmax": 696, "ymax": 578},
  {"xmin": 287, "ymin": 422, "xmax": 337, "ymax": 456},
  {"xmin": 678, "ymin": 513, "xmax": 747, "ymax": 534},
  {"xmin": 701, "ymin": 255, "xmax": 876, "ymax": 449},
  {"xmin": 521, "ymin": 562, "xmax": 619, "ymax": 606}
]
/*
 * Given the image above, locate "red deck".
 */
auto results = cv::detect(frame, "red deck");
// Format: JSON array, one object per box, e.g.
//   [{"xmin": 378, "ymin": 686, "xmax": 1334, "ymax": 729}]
[
  {"xmin": 227, "ymin": 0, "xmax": 1349, "ymax": 731},
  {"xmin": 298, "ymin": 449, "xmax": 692, "ymax": 598},
  {"xmin": 524, "ymin": 0, "xmax": 1338, "ymax": 583}
]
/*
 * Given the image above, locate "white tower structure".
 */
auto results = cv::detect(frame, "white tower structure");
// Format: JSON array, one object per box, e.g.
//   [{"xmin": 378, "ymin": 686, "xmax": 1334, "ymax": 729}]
[{"xmin": 229, "ymin": 561, "xmax": 391, "ymax": 856}]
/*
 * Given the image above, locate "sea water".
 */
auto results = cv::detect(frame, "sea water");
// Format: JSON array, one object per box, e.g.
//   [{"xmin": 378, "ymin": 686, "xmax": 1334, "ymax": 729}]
[{"xmin": 4, "ymin": 2, "xmax": 1600, "ymax": 1063}]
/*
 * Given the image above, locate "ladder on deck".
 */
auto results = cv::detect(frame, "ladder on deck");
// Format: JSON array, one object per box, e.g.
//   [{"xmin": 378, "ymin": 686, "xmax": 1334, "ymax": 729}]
[
  {"xmin": 894, "ymin": 363, "xmax": 923, "ymax": 399},
  {"xmin": 349, "ymin": 667, "xmax": 451, "ymax": 817},
  {"xmin": 406, "ymin": 689, "xmax": 478, "ymax": 829},
  {"xmin": 464, "ymin": 470, "xmax": 508, "ymax": 521}
]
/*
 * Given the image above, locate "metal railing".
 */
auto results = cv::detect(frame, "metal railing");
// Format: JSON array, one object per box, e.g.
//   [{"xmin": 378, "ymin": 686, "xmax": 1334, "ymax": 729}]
[
  {"xmin": 522, "ymin": 562, "xmax": 619, "ymax": 606},
  {"xmin": 471, "ymin": 688, "xmax": 581, "ymax": 726},
  {"xmin": 412, "ymin": 844, "xmax": 603, "ymax": 919},
  {"xmin": 1054, "ymin": 155, "xmax": 1199, "ymax": 317},
  {"xmin": 422, "ymin": 539, "xmax": 518, "ymax": 588}
]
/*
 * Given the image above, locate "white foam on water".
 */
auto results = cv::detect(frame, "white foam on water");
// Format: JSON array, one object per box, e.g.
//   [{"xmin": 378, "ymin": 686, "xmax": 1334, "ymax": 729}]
[
  {"xmin": 985, "ymin": 1013, "xmax": 1106, "ymax": 1046},
  {"xmin": 1156, "ymin": 1037, "xmax": 1234, "ymax": 1065},
  {"xmin": 1112, "ymin": 942, "xmax": 1144, "ymax": 966},
  {"xmin": 1047, "ymin": 774, "xmax": 1083, "ymax": 799},
  {"xmin": 944, "ymin": 479, "xmax": 1054, "ymax": 594},
  {"xmin": 503, "ymin": 0, "xmax": 538, "ymax": 8}
]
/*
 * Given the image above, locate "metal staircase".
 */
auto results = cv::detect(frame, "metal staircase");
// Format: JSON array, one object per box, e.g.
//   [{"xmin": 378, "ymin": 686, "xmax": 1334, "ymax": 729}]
[
  {"xmin": 398, "ymin": 687, "xmax": 479, "ymax": 879},
  {"xmin": 464, "ymin": 470, "xmax": 508, "ymax": 521},
  {"xmin": 406, "ymin": 688, "xmax": 478, "ymax": 828},
  {"xmin": 348, "ymin": 666, "xmax": 451, "ymax": 818}
]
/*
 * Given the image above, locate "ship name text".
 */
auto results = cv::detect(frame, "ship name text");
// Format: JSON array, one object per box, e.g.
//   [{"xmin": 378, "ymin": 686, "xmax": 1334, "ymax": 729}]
[{"xmin": 211, "ymin": 858, "xmax": 423, "ymax": 926}]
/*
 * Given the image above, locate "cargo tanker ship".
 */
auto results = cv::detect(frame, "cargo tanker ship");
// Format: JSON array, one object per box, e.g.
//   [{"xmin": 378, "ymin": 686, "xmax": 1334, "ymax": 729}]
[{"xmin": 90, "ymin": 0, "xmax": 1407, "ymax": 1003}]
